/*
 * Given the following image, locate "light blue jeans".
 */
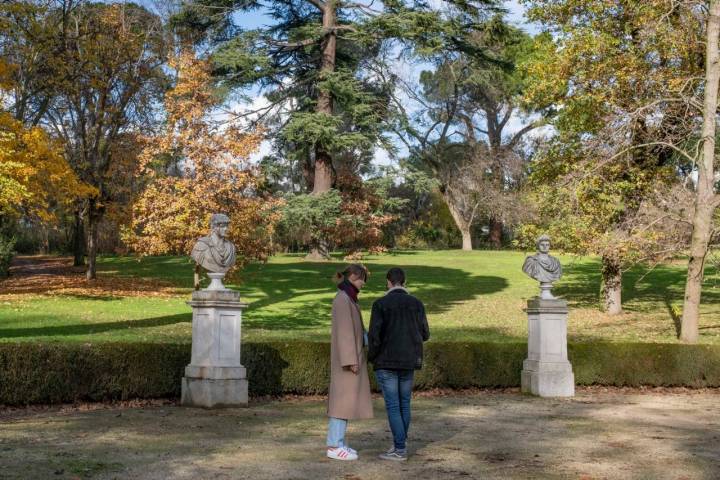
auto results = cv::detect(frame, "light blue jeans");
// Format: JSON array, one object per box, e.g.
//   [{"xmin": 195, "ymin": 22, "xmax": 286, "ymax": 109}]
[{"xmin": 326, "ymin": 417, "xmax": 348, "ymax": 448}]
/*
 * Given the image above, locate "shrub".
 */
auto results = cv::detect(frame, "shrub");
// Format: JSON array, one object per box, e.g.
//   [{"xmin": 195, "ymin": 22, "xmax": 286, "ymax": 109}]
[{"xmin": 1, "ymin": 341, "xmax": 719, "ymax": 405}]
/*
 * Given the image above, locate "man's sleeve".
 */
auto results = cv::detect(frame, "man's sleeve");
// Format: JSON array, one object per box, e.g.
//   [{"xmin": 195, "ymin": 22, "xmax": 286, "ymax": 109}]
[
  {"xmin": 367, "ymin": 301, "xmax": 383, "ymax": 362},
  {"xmin": 419, "ymin": 301, "xmax": 430, "ymax": 341}
]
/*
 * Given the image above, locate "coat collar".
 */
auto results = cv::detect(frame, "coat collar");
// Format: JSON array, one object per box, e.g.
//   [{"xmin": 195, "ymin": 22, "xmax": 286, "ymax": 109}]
[
  {"xmin": 338, "ymin": 290, "xmax": 361, "ymax": 309},
  {"xmin": 385, "ymin": 286, "xmax": 409, "ymax": 296}
]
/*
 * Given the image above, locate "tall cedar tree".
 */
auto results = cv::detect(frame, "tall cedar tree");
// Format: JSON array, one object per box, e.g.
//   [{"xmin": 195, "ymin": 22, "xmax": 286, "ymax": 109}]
[{"xmin": 174, "ymin": 0, "xmax": 498, "ymax": 258}]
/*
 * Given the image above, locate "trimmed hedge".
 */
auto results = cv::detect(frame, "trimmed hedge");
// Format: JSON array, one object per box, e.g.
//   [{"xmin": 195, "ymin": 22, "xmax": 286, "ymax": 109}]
[{"xmin": 1, "ymin": 341, "xmax": 719, "ymax": 405}]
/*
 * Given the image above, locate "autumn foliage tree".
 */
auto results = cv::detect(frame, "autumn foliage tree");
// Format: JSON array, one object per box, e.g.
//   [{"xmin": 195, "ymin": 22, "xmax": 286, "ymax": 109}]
[
  {"xmin": 39, "ymin": 2, "xmax": 168, "ymax": 279},
  {"xmin": 0, "ymin": 112, "xmax": 87, "ymax": 225},
  {"xmin": 520, "ymin": 0, "xmax": 706, "ymax": 316},
  {"xmin": 124, "ymin": 50, "xmax": 281, "ymax": 272},
  {"xmin": 0, "ymin": 59, "xmax": 90, "ymax": 236}
]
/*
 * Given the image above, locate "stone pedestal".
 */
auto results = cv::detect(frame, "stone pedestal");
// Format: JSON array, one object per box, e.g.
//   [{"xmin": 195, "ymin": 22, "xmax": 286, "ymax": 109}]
[
  {"xmin": 521, "ymin": 298, "xmax": 574, "ymax": 397},
  {"xmin": 181, "ymin": 289, "xmax": 248, "ymax": 408}
]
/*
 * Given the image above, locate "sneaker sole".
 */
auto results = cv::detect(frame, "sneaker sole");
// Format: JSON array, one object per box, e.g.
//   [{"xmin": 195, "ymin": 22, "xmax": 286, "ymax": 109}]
[
  {"xmin": 327, "ymin": 453, "xmax": 358, "ymax": 461},
  {"xmin": 378, "ymin": 454, "xmax": 407, "ymax": 462}
]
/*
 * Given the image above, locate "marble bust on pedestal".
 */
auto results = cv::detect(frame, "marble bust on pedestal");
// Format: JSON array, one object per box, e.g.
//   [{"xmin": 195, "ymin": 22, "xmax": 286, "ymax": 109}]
[
  {"xmin": 520, "ymin": 234, "xmax": 574, "ymax": 397},
  {"xmin": 182, "ymin": 213, "xmax": 248, "ymax": 407},
  {"xmin": 191, "ymin": 213, "xmax": 236, "ymax": 290},
  {"xmin": 522, "ymin": 234, "xmax": 562, "ymax": 299},
  {"xmin": 191, "ymin": 213, "xmax": 236, "ymax": 274}
]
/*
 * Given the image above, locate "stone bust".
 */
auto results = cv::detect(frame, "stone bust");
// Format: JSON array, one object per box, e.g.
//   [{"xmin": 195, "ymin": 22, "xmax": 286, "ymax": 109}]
[
  {"xmin": 191, "ymin": 214, "xmax": 236, "ymax": 274},
  {"xmin": 522, "ymin": 235, "xmax": 562, "ymax": 284}
]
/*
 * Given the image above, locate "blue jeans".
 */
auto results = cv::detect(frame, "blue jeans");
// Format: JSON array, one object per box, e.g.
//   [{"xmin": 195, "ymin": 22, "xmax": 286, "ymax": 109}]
[
  {"xmin": 375, "ymin": 369, "xmax": 414, "ymax": 451},
  {"xmin": 326, "ymin": 417, "xmax": 348, "ymax": 448}
]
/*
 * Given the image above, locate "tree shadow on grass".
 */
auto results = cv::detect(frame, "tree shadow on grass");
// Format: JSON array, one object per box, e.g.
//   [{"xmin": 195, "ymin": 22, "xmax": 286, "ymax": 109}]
[
  {"xmin": 554, "ymin": 261, "xmax": 720, "ymax": 341},
  {"xmin": 237, "ymin": 261, "xmax": 508, "ymax": 331},
  {"xmin": 0, "ymin": 313, "xmax": 191, "ymax": 339},
  {"xmin": 556, "ymin": 261, "xmax": 720, "ymax": 311}
]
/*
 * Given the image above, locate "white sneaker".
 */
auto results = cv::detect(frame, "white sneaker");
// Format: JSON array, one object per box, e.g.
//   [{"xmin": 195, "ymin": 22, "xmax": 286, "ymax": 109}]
[
  {"xmin": 343, "ymin": 445, "xmax": 357, "ymax": 455},
  {"xmin": 327, "ymin": 446, "xmax": 358, "ymax": 461}
]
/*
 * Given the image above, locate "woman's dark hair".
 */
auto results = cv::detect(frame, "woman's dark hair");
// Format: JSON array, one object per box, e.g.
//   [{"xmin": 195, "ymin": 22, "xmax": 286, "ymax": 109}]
[
  {"xmin": 333, "ymin": 264, "xmax": 369, "ymax": 285},
  {"xmin": 386, "ymin": 267, "xmax": 405, "ymax": 286}
]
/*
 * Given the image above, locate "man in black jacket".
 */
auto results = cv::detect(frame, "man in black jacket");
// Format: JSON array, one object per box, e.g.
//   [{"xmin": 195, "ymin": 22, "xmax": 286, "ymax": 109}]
[{"xmin": 368, "ymin": 267, "xmax": 430, "ymax": 461}]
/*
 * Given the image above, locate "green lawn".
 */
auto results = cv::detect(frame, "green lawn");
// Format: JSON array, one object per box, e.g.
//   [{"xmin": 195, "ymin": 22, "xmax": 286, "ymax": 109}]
[{"xmin": 1, "ymin": 251, "xmax": 719, "ymax": 344}]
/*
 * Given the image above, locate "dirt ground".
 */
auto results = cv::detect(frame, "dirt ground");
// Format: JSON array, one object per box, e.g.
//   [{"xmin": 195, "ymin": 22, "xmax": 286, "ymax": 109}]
[{"xmin": 1, "ymin": 389, "xmax": 719, "ymax": 480}]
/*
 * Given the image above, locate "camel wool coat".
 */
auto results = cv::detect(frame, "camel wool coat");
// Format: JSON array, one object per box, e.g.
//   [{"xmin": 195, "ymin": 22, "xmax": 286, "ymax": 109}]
[{"xmin": 327, "ymin": 290, "xmax": 374, "ymax": 420}]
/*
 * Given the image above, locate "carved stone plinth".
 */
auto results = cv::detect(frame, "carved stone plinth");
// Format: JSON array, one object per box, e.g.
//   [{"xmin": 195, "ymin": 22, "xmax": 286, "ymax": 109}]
[
  {"xmin": 521, "ymin": 298, "xmax": 574, "ymax": 397},
  {"xmin": 181, "ymin": 289, "xmax": 248, "ymax": 408}
]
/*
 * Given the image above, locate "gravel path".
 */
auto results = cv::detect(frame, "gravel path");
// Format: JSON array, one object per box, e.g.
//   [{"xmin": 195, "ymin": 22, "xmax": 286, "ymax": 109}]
[{"xmin": 1, "ymin": 389, "xmax": 719, "ymax": 480}]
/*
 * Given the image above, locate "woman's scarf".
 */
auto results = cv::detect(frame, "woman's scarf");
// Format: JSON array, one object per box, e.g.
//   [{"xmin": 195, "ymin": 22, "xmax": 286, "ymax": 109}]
[{"xmin": 338, "ymin": 279, "xmax": 359, "ymax": 303}]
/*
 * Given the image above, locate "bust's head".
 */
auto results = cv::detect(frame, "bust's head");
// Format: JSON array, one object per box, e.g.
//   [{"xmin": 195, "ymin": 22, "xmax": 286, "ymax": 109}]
[
  {"xmin": 210, "ymin": 213, "xmax": 230, "ymax": 239},
  {"xmin": 536, "ymin": 234, "xmax": 551, "ymax": 254}
]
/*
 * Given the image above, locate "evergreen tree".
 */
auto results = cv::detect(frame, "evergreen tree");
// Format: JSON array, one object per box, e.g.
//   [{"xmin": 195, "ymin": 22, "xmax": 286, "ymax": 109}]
[{"xmin": 174, "ymin": 0, "xmax": 497, "ymax": 257}]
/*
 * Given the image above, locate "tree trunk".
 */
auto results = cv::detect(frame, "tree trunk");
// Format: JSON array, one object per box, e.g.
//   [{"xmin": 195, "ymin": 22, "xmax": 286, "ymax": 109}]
[
  {"xmin": 85, "ymin": 200, "xmax": 102, "ymax": 280},
  {"xmin": 460, "ymin": 228, "xmax": 472, "ymax": 251},
  {"xmin": 305, "ymin": 240, "xmax": 330, "ymax": 261},
  {"xmin": 303, "ymin": 151, "xmax": 314, "ymax": 193},
  {"xmin": 306, "ymin": 3, "xmax": 337, "ymax": 261},
  {"xmin": 72, "ymin": 206, "xmax": 85, "ymax": 267},
  {"xmin": 488, "ymin": 217, "xmax": 503, "ymax": 248},
  {"xmin": 443, "ymin": 191, "xmax": 473, "ymax": 251},
  {"xmin": 312, "ymin": 3, "xmax": 337, "ymax": 195},
  {"xmin": 313, "ymin": 151, "xmax": 334, "ymax": 194},
  {"xmin": 680, "ymin": 0, "xmax": 720, "ymax": 343},
  {"xmin": 601, "ymin": 255, "xmax": 623, "ymax": 315},
  {"xmin": 40, "ymin": 225, "xmax": 49, "ymax": 255}
]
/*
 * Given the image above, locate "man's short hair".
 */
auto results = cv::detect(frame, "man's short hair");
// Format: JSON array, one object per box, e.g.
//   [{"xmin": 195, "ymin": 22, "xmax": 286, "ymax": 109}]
[{"xmin": 386, "ymin": 267, "xmax": 405, "ymax": 286}]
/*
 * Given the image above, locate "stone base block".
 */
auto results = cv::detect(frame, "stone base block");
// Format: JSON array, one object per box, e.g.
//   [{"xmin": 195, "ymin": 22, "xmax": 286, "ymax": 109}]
[
  {"xmin": 184, "ymin": 365, "xmax": 246, "ymax": 380},
  {"xmin": 521, "ymin": 363, "xmax": 574, "ymax": 397},
  {"xmin": 181, "ymin": 377, "xmax": 248, "ymax": 408}
]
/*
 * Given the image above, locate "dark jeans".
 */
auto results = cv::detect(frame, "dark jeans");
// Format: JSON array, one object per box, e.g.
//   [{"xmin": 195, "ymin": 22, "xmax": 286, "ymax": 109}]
[{"xmin": 375, "ymin": 368, "xmax": 414, "ymax": 451}]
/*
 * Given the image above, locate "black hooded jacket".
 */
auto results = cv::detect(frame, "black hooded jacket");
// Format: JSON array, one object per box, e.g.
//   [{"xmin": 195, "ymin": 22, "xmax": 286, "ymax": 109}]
[{"xmin": 368, "ymin": 287, "xmax": 430, "ymax": 370}]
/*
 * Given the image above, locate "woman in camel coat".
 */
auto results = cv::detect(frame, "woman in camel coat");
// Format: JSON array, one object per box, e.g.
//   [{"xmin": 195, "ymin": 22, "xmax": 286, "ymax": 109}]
[{"xmin": 326, "ymin": 264, "xmax": 373, "ymax": 461}]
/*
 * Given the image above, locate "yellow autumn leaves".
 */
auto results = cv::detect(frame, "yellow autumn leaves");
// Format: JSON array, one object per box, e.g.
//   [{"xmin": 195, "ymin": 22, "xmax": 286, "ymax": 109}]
[{"xmin": 0, "ymin": 111, "xmax": 93, "ymax": 223}]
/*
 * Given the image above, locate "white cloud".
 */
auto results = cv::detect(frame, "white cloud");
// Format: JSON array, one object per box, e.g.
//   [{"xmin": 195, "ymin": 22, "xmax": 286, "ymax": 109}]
[{"xmin": 250, "ymin": 139, "xmax": 273, "ymax": 163}]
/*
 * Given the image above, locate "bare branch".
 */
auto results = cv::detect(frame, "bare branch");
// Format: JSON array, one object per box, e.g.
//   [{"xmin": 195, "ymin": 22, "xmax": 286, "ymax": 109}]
[
  {"xmin": 333, "ymin": 25, "xmax": 359, "ymax": 33},
  {"xmin": 340, "ymin": 1, "xmax": 382, "ymax": 15},
  {"xmin": 305, "ymin": 0, "xmax": 326, "ymax": 11},
  {"xmin": 268, "ymin": 37, "xmax": 319, "ymax": 49},
  {"xmin": 506, "ymin": 119, "xmax": 545, "ymax": 150},
  {"xmin": 564, "ymin": 141, "xmax": 698, "ymax": 188}
]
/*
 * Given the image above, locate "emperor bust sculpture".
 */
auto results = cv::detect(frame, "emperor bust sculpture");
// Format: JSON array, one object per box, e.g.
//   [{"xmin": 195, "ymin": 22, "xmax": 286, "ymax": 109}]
[
  {"xmin": 191, "ymin": 213, "xmax": 236, "ymax": 274},
  {"xmin": 522, "ymin": 234, "xmax": 562, "ymax": 299}
]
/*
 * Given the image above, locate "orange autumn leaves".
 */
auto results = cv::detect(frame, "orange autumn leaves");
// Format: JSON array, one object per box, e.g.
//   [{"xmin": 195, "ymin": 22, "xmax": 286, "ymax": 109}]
[{"xmin": 123, "ymin": 51, "xmax": 281, "ymax": 267}]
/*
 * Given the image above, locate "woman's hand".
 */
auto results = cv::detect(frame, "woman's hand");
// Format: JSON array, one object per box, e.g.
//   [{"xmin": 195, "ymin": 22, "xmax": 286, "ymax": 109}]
[{"xmin": 345, "ymin": 364, "xmax": 359, "ymax": 374}]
